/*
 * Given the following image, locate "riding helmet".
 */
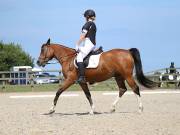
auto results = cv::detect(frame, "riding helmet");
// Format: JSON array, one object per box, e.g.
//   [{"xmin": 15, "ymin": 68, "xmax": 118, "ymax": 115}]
[{"xmin": 84, "ymin": 9, "xmax": 96, "ymax": 18}]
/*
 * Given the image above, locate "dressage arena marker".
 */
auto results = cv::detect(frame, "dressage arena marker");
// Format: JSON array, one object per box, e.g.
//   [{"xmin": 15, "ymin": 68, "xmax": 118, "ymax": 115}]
[
  {"xmin": 9, "ymin": 94, "xmax": 79, "ymax": 99},
  {"xmin": 103, "ymin": 91, "xmax": 180, "ymax": 96}
]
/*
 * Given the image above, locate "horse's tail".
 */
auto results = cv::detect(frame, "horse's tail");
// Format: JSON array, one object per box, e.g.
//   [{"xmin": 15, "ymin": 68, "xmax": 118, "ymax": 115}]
[{"xmin": 129, "ymin": 48, "xmax": 158, "ymax": 88}]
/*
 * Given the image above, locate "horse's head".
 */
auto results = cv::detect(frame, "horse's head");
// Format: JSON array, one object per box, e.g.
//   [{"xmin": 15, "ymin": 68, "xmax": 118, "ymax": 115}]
[{"xmin": 37, "ymin": 38, "xmax": 54, "ymax": 67}]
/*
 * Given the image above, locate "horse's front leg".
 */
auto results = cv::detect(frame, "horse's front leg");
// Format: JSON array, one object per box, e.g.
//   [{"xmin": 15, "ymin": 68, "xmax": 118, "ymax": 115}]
[
  {"xmin": 80, "ymin": 83, "xmax": 95, "ymax": 115},
  {"xmin": 48, "ymin": 78, "xmax": 74, "ymax": 114}
]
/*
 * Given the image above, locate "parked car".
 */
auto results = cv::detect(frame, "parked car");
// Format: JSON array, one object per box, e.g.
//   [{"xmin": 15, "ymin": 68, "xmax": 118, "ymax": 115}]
[
  {"xmin": 33, "ymin": 73, "xmax": 59, "ymax": 84},
  {"xmin": 49, "ymin": 75, "xmax": 59, "ymax": 83}
]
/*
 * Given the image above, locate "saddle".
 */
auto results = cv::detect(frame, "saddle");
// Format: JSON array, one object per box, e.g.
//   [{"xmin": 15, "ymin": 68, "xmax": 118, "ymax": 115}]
[{"xmin": 75, "ymin": 46, "xmax": 103, "ymax": 68}]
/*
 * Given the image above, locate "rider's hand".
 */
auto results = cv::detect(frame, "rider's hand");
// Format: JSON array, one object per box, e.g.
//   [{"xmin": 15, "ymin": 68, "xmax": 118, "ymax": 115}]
[{"xmin": 75, "ymin": 44, "xmax": 79, "ymax": 52}]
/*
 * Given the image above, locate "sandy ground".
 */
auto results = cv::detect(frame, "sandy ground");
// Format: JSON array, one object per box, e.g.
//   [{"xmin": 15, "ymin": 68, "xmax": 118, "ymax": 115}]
[{"xmin": 0, "ymin": 90, "xmax": 180, "ymax": 135}]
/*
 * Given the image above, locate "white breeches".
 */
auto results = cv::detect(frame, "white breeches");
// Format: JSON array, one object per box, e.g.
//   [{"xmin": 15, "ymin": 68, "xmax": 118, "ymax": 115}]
[{"xmin": 77, "ymin": 38, "xmax": 95, "ymax": 62}]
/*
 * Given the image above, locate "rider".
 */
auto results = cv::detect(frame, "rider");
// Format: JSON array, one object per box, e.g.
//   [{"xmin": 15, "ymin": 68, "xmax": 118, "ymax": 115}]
[
  {"xmin": 76, "ymin": 9, "xmax": 97, "ymax": 83},
  {"xmin": 169, "ymin": 62, "xmax": 176, "ymax": 74}
]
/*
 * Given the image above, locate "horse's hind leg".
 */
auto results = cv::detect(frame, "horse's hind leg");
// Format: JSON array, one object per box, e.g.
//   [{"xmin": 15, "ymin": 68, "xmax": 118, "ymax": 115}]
[
  {"xmin": 126, "ymin": 76, "xmax": 143, "ymax": 113},
  {"xmin": 111, "ymin": 76, "xmax": 127, "ymax": 112},
  {"xmin": 80, "ymin": 83, "xmax": 95, "ymax": 115}
]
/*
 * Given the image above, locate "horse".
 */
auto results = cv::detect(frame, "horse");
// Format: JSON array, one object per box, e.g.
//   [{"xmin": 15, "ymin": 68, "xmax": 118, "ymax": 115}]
[
  {"xmin": 159, "ymin": 71, "xmax": 180, "ymax": 88},
  {"xmin": 37, "ymin": 38, "xmax": 158, "ymax": 114}
]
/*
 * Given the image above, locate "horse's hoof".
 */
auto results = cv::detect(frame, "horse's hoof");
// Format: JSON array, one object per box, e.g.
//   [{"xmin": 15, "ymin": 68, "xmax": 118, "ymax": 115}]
[
  {"xmin": 138, "ymin": 110, "xmax": 143, "ymax": 114},
  {"xmin": 110, "ymin": 108, "xmax": 115, "ymax": 113},
  {"xmin": 41, "ymin": 110, "xmax": 55, "ymax": 115},
  {"xmin": 89, "ymin": 111, "xmax": 94, "ymax": 115},
  {"xmin": 48, "ymin": 110, "xmax": 55, "ymax": 114},
  {"xmin": 138, "ymin": 106, "xmax": 143, "ymax": 114}
]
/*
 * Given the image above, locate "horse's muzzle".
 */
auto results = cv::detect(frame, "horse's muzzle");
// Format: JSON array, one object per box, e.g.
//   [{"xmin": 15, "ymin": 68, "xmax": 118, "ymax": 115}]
[{"xmin": 37, "ymin": 60, "xmax": 46, "ymax": 67}]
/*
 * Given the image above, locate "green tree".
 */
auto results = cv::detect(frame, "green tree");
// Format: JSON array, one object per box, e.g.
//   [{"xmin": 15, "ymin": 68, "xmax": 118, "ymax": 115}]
[{"xmin": 0, "ymin": 41, "xmax": 34, "ymax": 71}]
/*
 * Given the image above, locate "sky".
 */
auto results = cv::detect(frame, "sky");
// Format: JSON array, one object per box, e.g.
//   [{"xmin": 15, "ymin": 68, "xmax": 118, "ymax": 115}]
[{"xmin": 1, "ymin": 0, "xmax": 180, "ymax": 72}]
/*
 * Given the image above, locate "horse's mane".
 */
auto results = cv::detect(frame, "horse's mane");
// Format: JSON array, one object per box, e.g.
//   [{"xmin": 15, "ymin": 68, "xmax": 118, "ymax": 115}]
[{"xmin": 51, "ymin": 43, "xmax": 76, "ymax": 52}]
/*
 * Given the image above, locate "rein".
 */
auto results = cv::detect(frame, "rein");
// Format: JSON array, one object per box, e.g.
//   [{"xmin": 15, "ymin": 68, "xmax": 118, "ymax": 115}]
[
  {"xmin": 47, "ymin": 61, "xmax": 59, "ymax": 64},
  {"xmin": 40, "ymin": 44, "xmax": 77, "ymax": 65},
  {"xmin": 47, "ymin": 51, "xmax": 77, "ymax": 64},
  {"xmin": 58, "ymin": 52, "xmax": 77, "ymax": 63}
]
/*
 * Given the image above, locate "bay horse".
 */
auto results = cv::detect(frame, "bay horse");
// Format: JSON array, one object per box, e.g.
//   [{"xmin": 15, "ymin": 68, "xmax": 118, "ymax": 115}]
[{"xmin": 37, "ymin": 38, "xmax": 158, "ymax": 114}]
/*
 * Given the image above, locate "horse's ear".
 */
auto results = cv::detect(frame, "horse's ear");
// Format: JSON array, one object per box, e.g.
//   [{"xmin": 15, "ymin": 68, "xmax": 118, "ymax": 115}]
[{"xmin": 46, "ymin": 38, "xmax": 50, "ymax": 45}]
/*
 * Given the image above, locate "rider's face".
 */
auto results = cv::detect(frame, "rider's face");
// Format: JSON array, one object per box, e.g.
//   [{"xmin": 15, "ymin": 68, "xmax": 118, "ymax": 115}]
[{"xmin": 85, "ymin": 17, "xmax": 95, "ymax": 22}]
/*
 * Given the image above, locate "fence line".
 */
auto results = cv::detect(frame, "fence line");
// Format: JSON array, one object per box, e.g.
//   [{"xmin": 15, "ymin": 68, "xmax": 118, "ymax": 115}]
[
  {"xmin": 0, "ymin": 70, "xmax": 63, "ymax": 91},
  {"xmin": 0, "ymin": 68, "xmax": 180, "ymax": 91}
]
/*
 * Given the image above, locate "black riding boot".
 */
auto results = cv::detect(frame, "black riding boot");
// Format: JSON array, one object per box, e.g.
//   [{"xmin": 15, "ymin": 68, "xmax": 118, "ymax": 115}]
[{"xmin": 77, "ymin": 62, "xmax": 86, "ymax": 83}]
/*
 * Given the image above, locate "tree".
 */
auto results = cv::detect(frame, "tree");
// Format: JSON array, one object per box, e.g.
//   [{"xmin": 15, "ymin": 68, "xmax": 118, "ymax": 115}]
[{"xmin": 0, "ymin": 41, "xmax": 34, "ymax": 71}]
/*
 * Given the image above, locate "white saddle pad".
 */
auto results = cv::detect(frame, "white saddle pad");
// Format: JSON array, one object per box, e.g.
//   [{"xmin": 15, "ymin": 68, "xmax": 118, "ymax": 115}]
[{"xmin": 74, "ymin": 53, "xmax": 102, "ymax": 68}]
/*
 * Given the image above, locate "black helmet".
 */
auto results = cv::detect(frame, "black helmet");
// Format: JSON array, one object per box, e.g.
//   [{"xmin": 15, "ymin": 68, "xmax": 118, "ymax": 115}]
[{"xmin": 84, "ymin": 9, "xmax": 96, "ymax": 18}]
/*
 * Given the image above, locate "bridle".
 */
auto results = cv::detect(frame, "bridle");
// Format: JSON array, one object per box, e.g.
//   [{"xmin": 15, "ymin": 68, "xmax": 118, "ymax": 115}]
[
  {"xmin": 38, "ymin": 45, "xmax": 51, "ymax": 64},
  {"xmin": 39, "ymin": 45, "xmax": 77, "ymax": 65}
]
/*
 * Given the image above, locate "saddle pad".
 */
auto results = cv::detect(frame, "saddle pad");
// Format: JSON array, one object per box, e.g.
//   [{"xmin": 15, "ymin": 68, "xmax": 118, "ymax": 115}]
[{"xmin": 74, "ymin": 53, "xmax": 102, "ymax": 68}]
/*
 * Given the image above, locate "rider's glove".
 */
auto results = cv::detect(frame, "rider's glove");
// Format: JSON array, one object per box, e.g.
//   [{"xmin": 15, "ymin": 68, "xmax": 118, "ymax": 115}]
[{"xmin": 75, "ymin": 44, "xmax": 79, "ymax": 52}]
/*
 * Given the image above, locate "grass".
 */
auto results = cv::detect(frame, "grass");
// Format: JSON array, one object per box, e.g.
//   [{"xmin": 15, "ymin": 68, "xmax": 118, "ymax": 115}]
[
  {"xmin": 0, "ymin": 79, "xmax": 179, "ymax": 93},
  {"xmin": 0, "ymin": 80, "xmax": 119, "ymax": 92}
]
